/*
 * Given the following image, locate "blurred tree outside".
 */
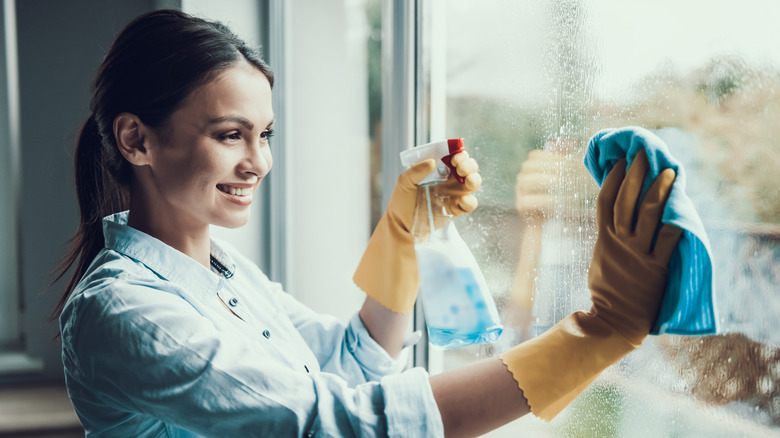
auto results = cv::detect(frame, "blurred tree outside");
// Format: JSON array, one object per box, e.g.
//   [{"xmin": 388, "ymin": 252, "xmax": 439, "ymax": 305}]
[{"xmin": 590, "ymin": 57, "xmax": 780, "ymax": 225}]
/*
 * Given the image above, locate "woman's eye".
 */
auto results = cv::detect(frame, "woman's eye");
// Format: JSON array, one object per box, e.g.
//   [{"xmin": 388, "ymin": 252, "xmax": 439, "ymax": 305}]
[
  {"xmin": 260, "ymin": 129, "xmax": 275, "ymax": 140},
  {"xmin": 218, "ymin": 132, "xmax": 242, "ymax": 142}
]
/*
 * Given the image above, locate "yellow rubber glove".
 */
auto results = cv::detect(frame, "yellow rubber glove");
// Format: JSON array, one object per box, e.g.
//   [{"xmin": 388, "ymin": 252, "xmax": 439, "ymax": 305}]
[
  {"xmin": 354, "ymin": 152, "xmax": 482, "ymax": 313},
  {"xmin": 500, "ymin": 149, "xmax": 683, "ymax": 421}
]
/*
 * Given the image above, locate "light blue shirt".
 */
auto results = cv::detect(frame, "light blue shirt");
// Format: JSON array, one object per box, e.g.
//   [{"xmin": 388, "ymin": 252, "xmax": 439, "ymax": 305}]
[{"xmin": 60, "ymin": 212, "xmax": 443, "ymax": 437}]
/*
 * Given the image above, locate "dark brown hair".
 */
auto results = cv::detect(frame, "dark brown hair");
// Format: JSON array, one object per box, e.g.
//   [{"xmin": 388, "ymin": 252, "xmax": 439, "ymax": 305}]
[{"xmin": 52, "ymin": 9, "xmax": 274, "ymax": 320}]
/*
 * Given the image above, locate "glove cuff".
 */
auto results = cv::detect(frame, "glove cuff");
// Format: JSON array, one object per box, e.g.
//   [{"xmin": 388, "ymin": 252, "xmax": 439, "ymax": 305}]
[{"xmin": 498, "ymin": 312, "xmax": 636, "ymax": 421}]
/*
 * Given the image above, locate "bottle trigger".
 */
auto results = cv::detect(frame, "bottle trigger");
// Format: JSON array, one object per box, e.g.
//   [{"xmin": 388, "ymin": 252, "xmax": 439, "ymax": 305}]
[{"xmin": 441, "ymin": 138, "xmax": 466, "ymax": 184}]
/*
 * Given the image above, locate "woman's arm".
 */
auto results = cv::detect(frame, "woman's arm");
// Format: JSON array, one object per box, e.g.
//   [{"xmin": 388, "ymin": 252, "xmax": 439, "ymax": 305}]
[
  {"xmin": 431, "ymin": 358, "xmax": 531, "ymax": 438},
  {"xmin": 358, "ymin": 296, "xmax": 411, "ymax": 358},
  {"xmin": 429, "ymin": 149, "xmax": 681, "ymax": 436}
]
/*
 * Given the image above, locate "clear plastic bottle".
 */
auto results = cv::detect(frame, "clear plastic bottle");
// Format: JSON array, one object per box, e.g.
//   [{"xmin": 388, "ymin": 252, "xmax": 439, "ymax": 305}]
[{"xmin": 400, "ymin": 139, "xmax": 503, "ymax": 349}]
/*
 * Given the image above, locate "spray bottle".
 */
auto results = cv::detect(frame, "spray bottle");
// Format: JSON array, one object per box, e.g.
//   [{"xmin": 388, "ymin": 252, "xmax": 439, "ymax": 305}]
[{"xmin": 400, "ymin": 139, "xmax": 503, "ymax": 349}]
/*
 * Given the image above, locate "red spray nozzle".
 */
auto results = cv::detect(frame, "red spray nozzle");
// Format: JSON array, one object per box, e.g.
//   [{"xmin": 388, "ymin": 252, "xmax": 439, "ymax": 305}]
[{"xmin": 441, "ymin": 138, "xmax": 466, "ymax": 184}]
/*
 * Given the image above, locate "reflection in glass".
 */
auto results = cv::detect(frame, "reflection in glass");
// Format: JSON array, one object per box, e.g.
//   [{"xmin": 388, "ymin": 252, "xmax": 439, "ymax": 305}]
[{"xmin": 433, "ymin": 0, "xmax": 780, "ymax": 435}]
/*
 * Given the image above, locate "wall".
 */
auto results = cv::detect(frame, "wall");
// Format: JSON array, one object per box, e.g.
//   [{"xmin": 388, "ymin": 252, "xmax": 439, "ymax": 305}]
[{"xmin": 285, "ymin": 0, "xmax": 371, "ymax": 321}]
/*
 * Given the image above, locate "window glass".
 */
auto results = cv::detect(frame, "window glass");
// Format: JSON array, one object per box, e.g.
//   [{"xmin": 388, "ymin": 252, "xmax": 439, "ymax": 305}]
[
  {"xmin": 431, "ymin": 0, "xmax": 780, "ymax": 435},
  {"xmin": 366, "ymin": 0, "xmax": 383, "ymax": 230}
]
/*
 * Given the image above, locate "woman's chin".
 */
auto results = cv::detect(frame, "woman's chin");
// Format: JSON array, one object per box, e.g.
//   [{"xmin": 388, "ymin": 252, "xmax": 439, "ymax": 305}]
[{"xmin": 214, "ymin": 213, "xmax": 251, "ymax": 229}]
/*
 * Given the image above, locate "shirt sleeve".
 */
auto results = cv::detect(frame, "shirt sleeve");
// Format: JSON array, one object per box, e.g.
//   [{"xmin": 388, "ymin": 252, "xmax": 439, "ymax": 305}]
[
  {"xmin": 63, "ymin": 280, "xmax": 443, "ymax": 438},
  {"xmin": 269, "ymin": 281, "xmax": 410, "ymax": 385},
  {"xmin": 224, "ymin": 240, "xmax": 412, "ymax": 385}
]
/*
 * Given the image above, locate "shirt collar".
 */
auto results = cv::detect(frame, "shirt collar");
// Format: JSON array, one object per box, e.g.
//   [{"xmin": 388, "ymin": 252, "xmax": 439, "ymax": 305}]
[{"xmin": 102, "ymin": 211, "xmax": 237, "ymax": 300}]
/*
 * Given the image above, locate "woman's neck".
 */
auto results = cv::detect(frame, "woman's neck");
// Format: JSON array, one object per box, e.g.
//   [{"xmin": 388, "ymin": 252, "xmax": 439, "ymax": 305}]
[{"xmin": 126, "ymin": 194, "xmax": 212, "ymax": 269}]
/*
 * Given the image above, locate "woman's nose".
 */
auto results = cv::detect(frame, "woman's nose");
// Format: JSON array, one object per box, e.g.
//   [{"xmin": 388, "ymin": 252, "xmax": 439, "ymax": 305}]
[{"xmin": 241, "ymin": 138, "xmax": 272, "ymax": 177}]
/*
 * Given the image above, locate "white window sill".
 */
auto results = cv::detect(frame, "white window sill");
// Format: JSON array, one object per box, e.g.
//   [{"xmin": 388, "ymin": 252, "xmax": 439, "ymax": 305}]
[{"xmin": 0, "ymin": 352, "xmax": 44, "ymax": 375}]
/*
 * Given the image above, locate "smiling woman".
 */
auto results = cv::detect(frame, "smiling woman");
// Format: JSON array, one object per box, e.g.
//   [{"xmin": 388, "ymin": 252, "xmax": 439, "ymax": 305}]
[
  {"xmin": 53, "ymin": 9, "xmax": 465, "ymax": 436},
  {"xmin": 51, "ymin": 8, "xmax": 682, "ymax": 438}
]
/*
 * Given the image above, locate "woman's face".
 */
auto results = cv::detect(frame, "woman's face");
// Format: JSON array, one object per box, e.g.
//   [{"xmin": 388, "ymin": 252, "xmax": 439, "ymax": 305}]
[{"xmin": 143, "ymin": 60, "xmax": 274, "ymax": 231}]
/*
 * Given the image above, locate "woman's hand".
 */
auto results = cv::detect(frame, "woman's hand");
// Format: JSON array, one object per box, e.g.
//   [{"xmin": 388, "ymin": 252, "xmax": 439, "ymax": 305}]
[
  {"xmin": 354, "ymin": 151, "xmax": 482, "ymax": 359},
  {"xmin": 588, "ymin": 148, "xmax": 682, "ymax": 345},
  {"xmin": 498, "ymin": 148, "xmax": 682, "ymax": 423},
  {"xmin": 413, "ymin": 152, "xmax": 483, "ymax": 238},
  {"xmin": 354, "ymin": 151, "xmax": 483, "ymax": 314},
  {"xmin": 439, "ymin": 151, "xmax": 482, "ymax": 216}
]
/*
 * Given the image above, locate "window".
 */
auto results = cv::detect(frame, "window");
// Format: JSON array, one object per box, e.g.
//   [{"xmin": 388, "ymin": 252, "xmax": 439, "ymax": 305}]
[
  {"xmin": 418, "ymin": 0, "xmax": 780, "ymax": 435},
  {"xmin": 0, "ymin": 0, "xmax": 45, "ymax": 376}
]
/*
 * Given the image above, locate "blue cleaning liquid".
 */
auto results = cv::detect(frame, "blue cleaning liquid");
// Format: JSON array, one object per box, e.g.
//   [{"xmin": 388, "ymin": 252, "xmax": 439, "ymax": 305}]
[
  {"xmin": 427, "ymin": 325, "xmax": 503, "ymax": 349},
  {"xmin": 416, "ymin": 243, "xmax": 503, "ymax": 349}
]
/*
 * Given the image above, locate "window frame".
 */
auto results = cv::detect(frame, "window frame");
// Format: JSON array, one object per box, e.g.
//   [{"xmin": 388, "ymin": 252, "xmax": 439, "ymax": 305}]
[
  {"xmin": 258, "ymin": 0, "xmax": 291, "ymax": 286},
  {"xmin": 380, "ymin": 0, "xmax": 433, "ymax": 368}
]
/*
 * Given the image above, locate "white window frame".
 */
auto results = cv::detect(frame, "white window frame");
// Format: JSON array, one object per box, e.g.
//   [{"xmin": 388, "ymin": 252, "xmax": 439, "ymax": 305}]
[{"xmin": 380, "ymin": 0, "xmax": 447, "ymax": 370}]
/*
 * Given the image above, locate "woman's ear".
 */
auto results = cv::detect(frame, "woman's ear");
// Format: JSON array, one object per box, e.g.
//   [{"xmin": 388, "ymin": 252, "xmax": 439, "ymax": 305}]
[{"xmin": 114, "ymin": 113, "xmax": 152, "ymax": 166}]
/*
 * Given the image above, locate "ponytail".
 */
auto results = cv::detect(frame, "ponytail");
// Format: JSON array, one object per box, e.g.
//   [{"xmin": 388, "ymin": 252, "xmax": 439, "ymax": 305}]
[{"xmin": 51, "ymin": 115, "xmax": 128, "ymax": 321}]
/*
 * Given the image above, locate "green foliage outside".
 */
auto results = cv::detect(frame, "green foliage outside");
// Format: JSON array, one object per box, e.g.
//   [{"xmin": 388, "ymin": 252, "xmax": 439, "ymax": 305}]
[{"xmin": 555, "ymin": 382, "xmax": 624, "ymax": 438}]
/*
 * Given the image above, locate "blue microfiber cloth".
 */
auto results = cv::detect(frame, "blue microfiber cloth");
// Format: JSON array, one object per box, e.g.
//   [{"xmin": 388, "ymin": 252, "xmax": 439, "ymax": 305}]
[{"xmin": 584, "ymin": 126, "xmax": 717, "ymax": 335}]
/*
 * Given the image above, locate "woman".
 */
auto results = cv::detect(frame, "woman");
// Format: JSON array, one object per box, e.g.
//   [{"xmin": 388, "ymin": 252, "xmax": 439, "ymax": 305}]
[{"xmin": 56, "ymin": 9, "xmax": 681, "ymax": 437}]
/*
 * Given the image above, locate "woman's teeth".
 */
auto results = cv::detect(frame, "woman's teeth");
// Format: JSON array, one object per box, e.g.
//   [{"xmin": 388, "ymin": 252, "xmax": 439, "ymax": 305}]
[{"xmin": 218, "ymin": 185, "xmax": 252, "ymax": 196}]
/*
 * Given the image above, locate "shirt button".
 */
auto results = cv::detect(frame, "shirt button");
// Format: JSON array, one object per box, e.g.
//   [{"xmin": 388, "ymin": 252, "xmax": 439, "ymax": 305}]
[
  {"xmin": 305, "ymin": 433, "xmax": 314, "ymax": 438},
  {"xmin": 262, "ymin": 329, "xmax": 271, "ymax": 339},
  {"xmin": 228, "ymin": 298, "xmax": 238, "ymax": 307}
]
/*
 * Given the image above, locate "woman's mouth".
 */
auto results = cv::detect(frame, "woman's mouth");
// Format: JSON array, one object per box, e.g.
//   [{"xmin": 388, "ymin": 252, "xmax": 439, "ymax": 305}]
[
  {"xmin": 217, "ymin": 184, "xmax": 252, "ymax": 196},
  {"xmin": 217, "ymin": 184, "xmax": 254, "ymax": 206}
]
